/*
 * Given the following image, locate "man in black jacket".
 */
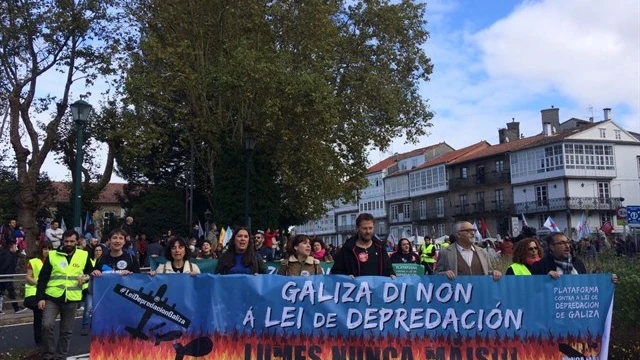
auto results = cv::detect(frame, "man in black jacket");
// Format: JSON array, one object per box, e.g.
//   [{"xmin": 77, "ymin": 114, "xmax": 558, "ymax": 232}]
[
  {"xmin": 532, "ymin": 233, "xmax": 618, "ymax": 283},
  {"xmin": 331, "ymin": 213, "xmax": 395, "ymax": 278},
  {"xmin": 0, "ymin": 243, "xmax": 27, "ymax": 314}
]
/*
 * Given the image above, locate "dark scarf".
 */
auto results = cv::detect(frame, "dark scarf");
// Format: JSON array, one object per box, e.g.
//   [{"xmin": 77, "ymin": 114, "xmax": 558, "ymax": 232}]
[{"xmin": 553, "ymin": 254, "xmax": 574, "ymax": 273}]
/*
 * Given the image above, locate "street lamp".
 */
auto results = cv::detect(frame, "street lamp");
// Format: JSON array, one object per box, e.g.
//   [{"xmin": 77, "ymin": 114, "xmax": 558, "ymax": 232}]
[
  {"xmin": 70, "ymin": 100, "xmax": 93, "ymax": 231},
  {"xmin": 244, "ymin": 133, "xmax": 256, "ymax": 232}
]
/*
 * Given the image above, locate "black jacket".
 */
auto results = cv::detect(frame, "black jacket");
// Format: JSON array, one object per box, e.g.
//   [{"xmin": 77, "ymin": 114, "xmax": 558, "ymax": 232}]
[
  {"xmin": 0, "ymin": 247, "xmax": 18, "ymax": 274},
  {"xmin": 331, "ymin": 235, "xmax": 395, "ymax": 277},
  {"xmin": 531, "ymin": 255, "xmax": 587, "ymax": 275}
]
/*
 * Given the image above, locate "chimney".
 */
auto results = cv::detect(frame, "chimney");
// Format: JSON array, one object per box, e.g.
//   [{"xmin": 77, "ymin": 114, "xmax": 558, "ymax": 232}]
[
  {"xmin": 498, "ymin": 128, "xmax": 508, "ymax": 144},
  {"xmin": 506, "ymin": 118, "xmax": 520, "ymax": 140},
  {"xmin": 541, "ymin": 106, "xmax": 560, "ymax": 134},
  {"xmin": 603, "ymin": 108, "xmax": 611, "ymax": 120}
]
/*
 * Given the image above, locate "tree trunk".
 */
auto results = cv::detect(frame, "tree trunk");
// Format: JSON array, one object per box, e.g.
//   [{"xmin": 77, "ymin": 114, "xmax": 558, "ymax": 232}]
[{"xmin": 18, "ymin": 177, "xmax": 40, "ymax": 254}]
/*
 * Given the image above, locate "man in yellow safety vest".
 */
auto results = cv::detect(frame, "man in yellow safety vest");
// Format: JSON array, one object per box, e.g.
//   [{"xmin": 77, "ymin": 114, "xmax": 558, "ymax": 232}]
[
  {"xmin": 420, "ymin": 236, "xmax": 436, "ymax": 274},
  {"xmin": 36, "ymin": 229, "xmax": 93, "ymax": 360}
]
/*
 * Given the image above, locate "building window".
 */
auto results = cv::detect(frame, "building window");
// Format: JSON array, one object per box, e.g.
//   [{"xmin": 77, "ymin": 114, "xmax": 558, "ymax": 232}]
[
  {"xmin": 600, "ymin": 211, "xmax": 612, "ymax": 225},
  {"xmin": 341, "ymin": 215, "xmax": 347, "ymax": 225},
  {"xmin": 391, "ymin": 205, "xmax": 398, "ymax": 220},
  {"xmin": 637, "ymin": 156, "xmax": 640, "ymax": 178},
  {"xmin": 599, "ymin": 128, "xmax": 606, "ymax": 138},
  {"xmin": 460, "ymin": 167, "xmax": 468, "ymax": 179},
  {"xmin": 476, "ymin": 192, "xmax": 485, "ymax": 212},
  {"xmin": 598, "ymin": 182, "xmax": 610, "ymax": 202},
  {"xmin": 535, "ymin": 185, "xmax": 548, "ymax": 205},
  {"xmin": 350, "ymin": 214, "xmax": 356, "ymax": 225},
  {"xmin": 438, "ymin": 224, "xmax": 446, "ymax": 237},
  {"xmin": 436, "ymin": 197, "xmax": 445, "ymax": 217},
  {"xmin": 420, "ymin": 225, "xmax": 428, "ymax": 237},
  {"xmin": 614, "ymin": 130, "xmax": 621, "ymax": 140},
  {"xmin": 495, "ymin": 189, "xmax": 504, "ymax": 211},
  {"xmin": 419, "ymin": 200, "xmax": 427, "ymax": 219},
  {"xmin": 403, "ymin": 203, "xmax": 411, "ymax": 220},
  {"xmin": 459, "ymin": 194, "xmax": 468, "ymax": 213},
  {"xmin": 495, "ymin": 160, "xmax": 504, "ymax": 173}
]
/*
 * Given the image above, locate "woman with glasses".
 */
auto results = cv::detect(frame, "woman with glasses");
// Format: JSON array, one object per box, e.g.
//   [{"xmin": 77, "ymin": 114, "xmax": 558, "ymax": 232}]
[{"xmin": 505, "ymin": 237, "xmax": 542, "ymax": 275}]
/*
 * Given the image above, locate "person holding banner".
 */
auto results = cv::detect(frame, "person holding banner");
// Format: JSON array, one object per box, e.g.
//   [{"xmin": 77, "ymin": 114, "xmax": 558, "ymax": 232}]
[
  {"xmin": 215, "ymin": 227, "xmax": 267, "ymax": 275},
  {"xmin": 91, "ymin": 229, "xmax": 140, "ymax": 276},
  {"xmin": 150, "ymin": 237, "xmax": 201, "ymax": 275},
  {"xmin": 36, "ymin": 229, "xmax": 93, "ymax": 360},
  {"xmin": 331, "ymin": 213, "xmax": 395, "ymax": 278},
  {"xmin": 505, "ymin": 238, "xmax": 542, "ymax": 275},
  {"xmin": 435, "ymin": 221, "xmax": 501, "ymax": 280},
  {"xmin": 390, "ymin": 238, "xmax": 420, "ymax": 264},
  {"xmin": 277, "ymin": 234, "xmax": 322, "ymax": 276},
  {"xmin": 532, "ymin": 233, "xmax": 618, "ymax": 283}
]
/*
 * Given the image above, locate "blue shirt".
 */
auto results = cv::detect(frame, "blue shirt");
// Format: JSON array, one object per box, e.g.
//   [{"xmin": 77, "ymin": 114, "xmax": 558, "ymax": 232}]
[{"xmin": 229, "ymin": 253, "xmax": 251, "ymax": 274}]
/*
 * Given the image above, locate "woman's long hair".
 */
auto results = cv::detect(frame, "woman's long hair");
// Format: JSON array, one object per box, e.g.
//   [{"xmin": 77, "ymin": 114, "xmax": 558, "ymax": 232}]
[
  {"xmin": 512, "ymin": 237, "xmax": 543, "ymax": 264},
  {"xmin": 219, "ymin": 227, "xmax": 257, "ymax": 268},
  {"xmin": 164, "ymin": 236, "xmax": 188, "ymax": 262}
]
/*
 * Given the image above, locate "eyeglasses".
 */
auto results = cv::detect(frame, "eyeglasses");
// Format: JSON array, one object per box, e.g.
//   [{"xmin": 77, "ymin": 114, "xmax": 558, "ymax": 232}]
[
  {"xmin": 458, "ymin": 229, "xmax": 476, "ymax": 233},
  {"xmin": 528, "ymin": 247, "xmax": 538, "ymax": 251},
  {"xmin": 552, "ymin": 241, "xmax": 569, "ymax": 247}
]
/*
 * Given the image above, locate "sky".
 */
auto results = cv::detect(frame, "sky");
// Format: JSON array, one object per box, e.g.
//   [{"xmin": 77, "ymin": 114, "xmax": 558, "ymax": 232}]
[
  {"xmin": 7, "ymin": 0, "xmax": 640, "ymax": 182},
  {"xmin": 369, "ymin": 0, "xmax": 640, "ymax": 165}
]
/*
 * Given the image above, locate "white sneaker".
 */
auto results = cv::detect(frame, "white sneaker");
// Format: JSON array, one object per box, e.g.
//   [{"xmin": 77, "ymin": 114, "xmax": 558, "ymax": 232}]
[
  {"xmin": 20, "ymin": 250, "xmax": 27, "ymax": 256},
  {"xmin": 15, "ymin": 307, "xmax": 28, "ymax": 314},
  {"xmin": 78, "ymin": 306, "xmax": 84, "ymax": 311}
]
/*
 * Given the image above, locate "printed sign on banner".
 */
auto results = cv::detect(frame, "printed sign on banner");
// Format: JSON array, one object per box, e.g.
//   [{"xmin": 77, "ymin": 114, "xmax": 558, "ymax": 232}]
[{"xmin": 91, "ymin": 274, "xmax": 614, "ymax": 360}]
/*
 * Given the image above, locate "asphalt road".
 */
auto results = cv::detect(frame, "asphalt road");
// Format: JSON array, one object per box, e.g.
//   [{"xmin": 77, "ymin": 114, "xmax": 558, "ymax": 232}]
[{"xmin": 0, "ymin": 317, "xmax": 90, "ymax": 357}]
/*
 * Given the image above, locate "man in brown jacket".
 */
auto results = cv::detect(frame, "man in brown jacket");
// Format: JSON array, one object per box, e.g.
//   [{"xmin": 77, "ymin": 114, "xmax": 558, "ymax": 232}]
[{"xmin": 435, "ymin": 221, "xmax": 501, "ymax": 281}]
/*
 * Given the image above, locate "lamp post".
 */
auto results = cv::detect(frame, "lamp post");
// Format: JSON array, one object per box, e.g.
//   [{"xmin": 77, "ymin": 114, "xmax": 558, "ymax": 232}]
[
  {"xmin": 244, "ymin": 134, "xmax": 256, "ymax": 232},
  {"xmin": 70, "ymin": 100, "xmax": 93, "ymax": 231}
]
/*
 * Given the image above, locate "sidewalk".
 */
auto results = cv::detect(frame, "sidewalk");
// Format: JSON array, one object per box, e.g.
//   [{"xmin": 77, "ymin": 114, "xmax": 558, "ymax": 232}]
[{"xmin": 0, "ymin": 308, "xmax": 84, "ymax": 326}]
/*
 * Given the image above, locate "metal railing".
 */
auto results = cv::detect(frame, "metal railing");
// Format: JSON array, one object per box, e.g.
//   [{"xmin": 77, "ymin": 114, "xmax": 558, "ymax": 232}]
[
  {"xmin": 514, "ymin": 197, "xmax": 623, "ymax": 214},
  {"xmin": 0, "ymin": 268, "xmax": 151, "ymax": 310}
]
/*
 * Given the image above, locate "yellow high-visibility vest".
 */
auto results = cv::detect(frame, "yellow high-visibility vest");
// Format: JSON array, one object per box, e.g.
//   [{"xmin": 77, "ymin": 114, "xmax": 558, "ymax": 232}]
[
  {"xmin": 420, "ymin": 244, "xmax": 435, "ymax": 263},
  {"xmin": 45, "ymin": 249, "xmax": 88, "ymax": 302},
  {"xmin": 509, "ymin": 263, "xmax": 531, "ymax": 275},
  {"xmin": 24, "ymin": 258, "xmax": 43, "ymax": 298}
]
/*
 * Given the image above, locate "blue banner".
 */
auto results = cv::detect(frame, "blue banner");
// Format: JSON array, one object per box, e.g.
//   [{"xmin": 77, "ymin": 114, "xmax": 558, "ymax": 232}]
[{"xmin": 91, "ymin": 274, "xmax": 614, "ymax": 359}]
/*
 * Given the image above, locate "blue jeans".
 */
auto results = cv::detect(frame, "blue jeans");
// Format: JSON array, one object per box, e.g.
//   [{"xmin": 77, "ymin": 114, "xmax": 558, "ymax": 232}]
[{"xmin": 81, "ymin": 293, "xmax": 92, "ymax": 330}]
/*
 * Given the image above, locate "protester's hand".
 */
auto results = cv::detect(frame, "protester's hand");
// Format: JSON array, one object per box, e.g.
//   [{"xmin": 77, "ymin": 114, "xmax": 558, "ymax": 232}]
[
  {"xmin": 190, "ymin": 272, "xmax": 197, "ymax": 277},
  {"xmin": 349, "ymin": 275, "xmax": 355, "ymax": 280},
  {"xmin": 121, "ymin": 270, "xmax": 131, "ymax": 276},
  {"xmin": 149, "ymin": 270, "xmax": 156, "ymax": 277},
  {"xmin": 91, "ymin": 270, "xmax": 102, "ymax": 277},
  {"xmin": 492, "ymin": 270, "xmax": 502, "ymax": 281},
  {"xmin": 548, "ymin": 270, "xmax": 560, "ymax": 280},
  {"xmin": 612, "ymin": 273, "xmax": 619, "ymax": 284},
  {"xmin": 390, "ymin": 275, "xmax": 396, "ymax": 280},
  {"xmin": 443, "ymin": 270, "xmax": 456, "ymax": 280},
  {"xmin": 38, "ymin": 300, "xmax": 46, "ymax": 310},
  {"xmin": 77, "ymin": 275, "xmax": 90, "ymax": 286}
]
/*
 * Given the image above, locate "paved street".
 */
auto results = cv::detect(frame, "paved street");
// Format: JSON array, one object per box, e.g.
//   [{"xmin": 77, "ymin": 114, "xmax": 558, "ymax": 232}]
[{"xmin": 0, "ymin": 317, "xmax": 89, "ymax": 358}]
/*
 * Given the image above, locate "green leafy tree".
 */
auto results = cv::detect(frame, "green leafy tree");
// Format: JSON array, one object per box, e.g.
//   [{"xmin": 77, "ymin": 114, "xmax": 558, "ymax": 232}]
[
  {"xmin": 0, "ymin": 0, "xmax": 131, "ymax": 250},
  {"xmin": 119, "ymin": 0, "xmax": 433, "ymax": 227},
  {"xmin": 123, "ymin": 186, "xmax": 186, "ymax": 240}
]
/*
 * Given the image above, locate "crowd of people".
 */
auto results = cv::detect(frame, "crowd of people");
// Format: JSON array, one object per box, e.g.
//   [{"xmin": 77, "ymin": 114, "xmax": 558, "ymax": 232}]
[{"xmin": 0, "ymin": 212, "xmax": 632, "ymax": 359}]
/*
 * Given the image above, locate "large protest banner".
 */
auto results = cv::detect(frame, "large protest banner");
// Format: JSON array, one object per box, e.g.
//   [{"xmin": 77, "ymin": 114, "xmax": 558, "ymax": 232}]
[{"xmin": 91, "ymin": 274, "xmax": 614, "ymax": 360}]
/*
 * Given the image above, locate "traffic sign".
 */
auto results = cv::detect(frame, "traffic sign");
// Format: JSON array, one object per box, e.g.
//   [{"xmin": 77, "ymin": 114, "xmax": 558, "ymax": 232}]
[
  {"xmin": 617, "ymin": 207, "xmax": 628, "ymax": 226},
  {"xmin": 627, "ymin": 205, "xmax": 640, "ymax": 227}
]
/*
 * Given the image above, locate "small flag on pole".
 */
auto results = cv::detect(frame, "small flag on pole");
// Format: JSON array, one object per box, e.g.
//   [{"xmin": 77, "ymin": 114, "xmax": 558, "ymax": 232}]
[
  {"xmin": 60, "ymin": 217, "xmax": 67, "ymax": 231},
  {"xmin": 197, "ymin": 220, "xmax": 204, "ymax": 239},
  {"xmin": 543, "ymin": 216, "xmax": 561, "ymax": 232}
]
